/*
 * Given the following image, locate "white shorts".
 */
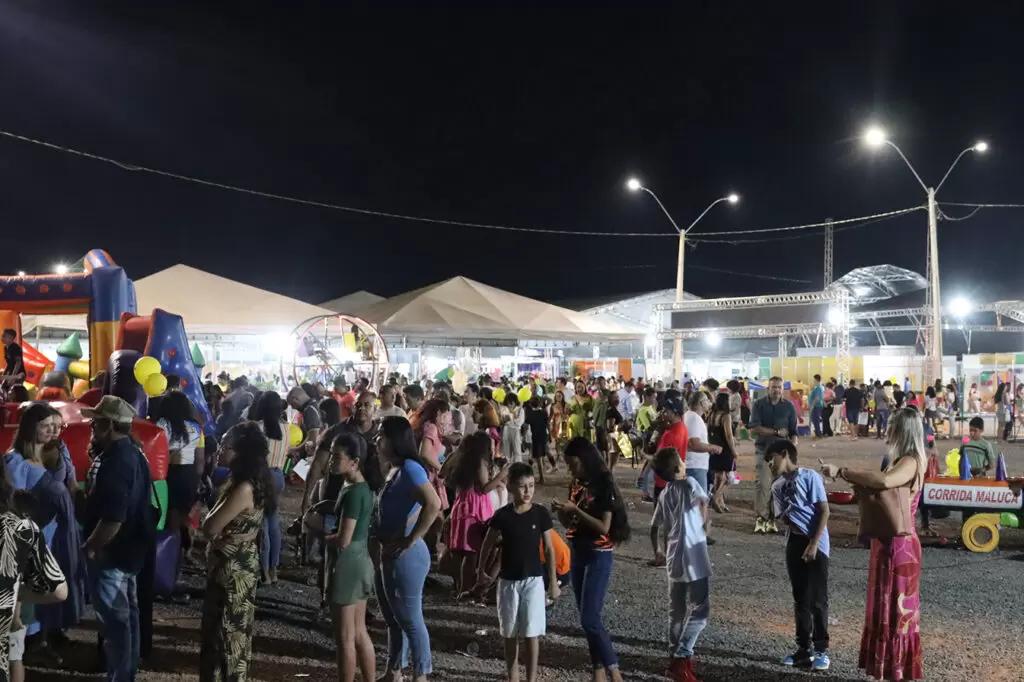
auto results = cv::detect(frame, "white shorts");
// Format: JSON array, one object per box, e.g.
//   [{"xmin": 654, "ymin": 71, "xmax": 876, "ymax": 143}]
[
  {"xmin": 497, "ymin": 576, "xmax": 546, "ymax": 639},
  {"xmin": 9, "ymin": 627, "xmax": 25, "ymax": 663}
]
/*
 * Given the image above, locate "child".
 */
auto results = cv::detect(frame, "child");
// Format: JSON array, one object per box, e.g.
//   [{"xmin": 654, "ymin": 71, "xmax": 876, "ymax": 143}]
[
  {"xmin": 765, "ymin": 440, "xmax": 831, "ymax": 671},
  {"xmin": 961, "ymin": 416, "xmax": 996, "ymax": 476},
  {"xmin": 650, "ymin": 447, "xmax": 712, "ymax": 682},
  {"xmin": 447, "ymin": 432, "xmax": 505, "ymax": 597},
  {"xmin": 476, "ymin": 463, "xmax": 559, "ymax": 682}
]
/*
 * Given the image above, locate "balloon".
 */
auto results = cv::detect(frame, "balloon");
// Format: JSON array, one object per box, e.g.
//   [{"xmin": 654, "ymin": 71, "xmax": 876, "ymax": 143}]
[
  {"xmin": 517, "ymin": 387, "xmax": 532, "ymax": 403},
  {"xmin": 943, "ymin": 448, "xmax": 960, "ymax": 477},
  {"xmin": 143, "ymin": 373, "xmax": 167, "ymax": 397},
  {"xmin": 446, "ymin": 366, "xmax": 455, "ymax": 379},
  {"xmin": 134, "ymin": 356, "xmax": 161, "ymax": 384},
  {"xmin": 492, "ymin": 388, "xmax": 506, "ymax": 403},
  {"xmin": 288, "ymin": 423, "xmax": 303, "ymax": 447}
]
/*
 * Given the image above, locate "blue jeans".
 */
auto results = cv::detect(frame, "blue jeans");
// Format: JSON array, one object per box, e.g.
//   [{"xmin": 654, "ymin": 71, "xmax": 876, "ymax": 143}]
[
  {"xmin": 686, "ymin": 468, "xmax": 710, "ymax": 495},
  {"xmin": 375, "ymin": 539, "xmax": 432, "ymax": 676},
  {"xmin": 669, "ymin": 577, "xmax": 710, "ymax": 658},
  {"xmin": 570, "ymin": 543, "xmax": 618, "ymax": 670},
  {"xmin": 88, "ymin": 561, "xmax": 140, "ymax": 682},
  {"xmin": 811, "ymin": 405, "xmax": 823, "ymax": 437},
  {"xmin": 260, "ymin": 467, "xmax": 286, "ymax": 572},
  {"xmin": 876, "ymin": 409, "xmax": 889, "ymax": 437}
]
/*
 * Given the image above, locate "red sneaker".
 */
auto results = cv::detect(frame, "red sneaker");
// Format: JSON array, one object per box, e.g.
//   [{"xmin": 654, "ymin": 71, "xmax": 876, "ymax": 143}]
[{"xmin": 667, "ymin": 657, "xmax": 697, "ymax": 682}]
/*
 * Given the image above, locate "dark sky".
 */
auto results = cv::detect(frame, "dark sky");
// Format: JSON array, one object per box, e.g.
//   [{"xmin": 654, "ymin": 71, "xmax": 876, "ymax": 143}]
[{"xmin": 1, "ymin": 1, "xmax": 1020, "ymax": 307}]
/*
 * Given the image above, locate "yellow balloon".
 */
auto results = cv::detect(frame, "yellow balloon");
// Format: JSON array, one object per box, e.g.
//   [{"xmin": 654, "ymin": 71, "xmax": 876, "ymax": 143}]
[
  {"xmin": 517, "ymin": 387, "xmax": 532, "ymax": 403},
  {"xmin": 944, "ymin": 448, "xmax": 960, "ymax": 477},
  {"xmin": 134, "ymin": 356, "xmax": 161, "ymax": 384},
  {"xmin": 288, "ymin": 423, "xmax": 303, "ymax": 447},
  {"xmin": 492, "ymin": 388, "xmax": 506, "ymax": 404},
  {"xmin": 143, "ymin": 373, "xmax": 167, "ymax": 397}
]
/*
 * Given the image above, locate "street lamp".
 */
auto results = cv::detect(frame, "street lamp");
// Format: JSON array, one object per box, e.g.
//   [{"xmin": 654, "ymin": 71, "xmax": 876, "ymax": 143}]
[
  {"xmin": 862, "ymin": 126, "xmax": 987, "ymax": 384},
  {"xmin": 948, "ymin": 297, "xmax": 972, "ymax": 318},
  {"xmin": 625, "ymin": 177, "xmax": 739, "ymax": 380},
  {"xmin": 53, "ymin": 263, "xmax": 68, "ymax": 275}
]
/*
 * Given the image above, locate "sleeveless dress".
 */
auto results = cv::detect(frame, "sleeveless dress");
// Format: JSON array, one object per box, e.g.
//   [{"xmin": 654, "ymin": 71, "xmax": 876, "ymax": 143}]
[
  {"xmin": 200, "ymin": 501, "xmax": 264, "ymax": 682},
  {"xmin": 707, "ymin": 415, "xmax": 736, "ymax": 473},
  {"xmin": 859, "ymin": 489, "xmax": 924, "ymax": 681},
  {"xmin": 447, "ymin": 484, "xmax": 494, "ymax": 553}
]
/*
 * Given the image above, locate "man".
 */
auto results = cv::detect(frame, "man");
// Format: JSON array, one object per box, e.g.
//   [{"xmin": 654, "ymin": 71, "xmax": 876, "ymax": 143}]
[
  {"xmin": 683, "ymin": 392, "xmax": 721, "ymax": 545},
  {"xmin": 403, "ymin": 384, "xmax": 425, "ymax": 414},
  {"xmin": 288, "ymin": 386, "xmax": 323, "ymax": 513},
  {"xmin": 341, "ymin": 391, "xmax": 385, "ymax": 490},
  {"xmin": 460, "ymin": 383, "xmax": 479, "ymax": 436},
  {"xmin": 904, "ymin": 376, "xmax": 912, "ymax": 394},
  {"xmin": 650, "ymin": 390, "xmax": 689, "ymax": 566},
  {"xmin": 636, "ymin": 387, "xmax": 659, "ymax": 436},
  {"xmin": 748, "ymin": 376, "xmax": 798, "ymax": 534},
  {"xmin": 1, "ymin": 328, "xmax": 24, "ymax": 389},
  {"xmin": 844, "ymin": 380, "xmax": 863, "ymax": 442},
  {"xmin": 82, "ymin": 396, "xmax": 156, "ymax": 681},
  {"xmin": 873, "ymin": 381, "xmax": 890, "ymax": 439},
  {"xmin": 331, "ymin": 377, "xmax": 357, "ymax": 420},
  {"xmin": 376, "ymin": 384, "xmax": 407, "ymax": 419},
  {"xmin": 617, "ymin": 380, "xmax": 637, "ymax": 423},
  {"xmin": 216, "ymin": 377, "xmax": 253, "ymax": 439},
  {"xmin": 355, "ymin": 376, "xmax": 370, "ymax": 396},
  {"xmin": 961, "ymin": 416, "xmax": 997, "ymax": 477},
  {"xmin": 809, "ymin": 374, "xmax": 824, "ymax": 441},
  {"xmin": 829, "ymin": 379, "xmax": 845, "ymax": 437}
]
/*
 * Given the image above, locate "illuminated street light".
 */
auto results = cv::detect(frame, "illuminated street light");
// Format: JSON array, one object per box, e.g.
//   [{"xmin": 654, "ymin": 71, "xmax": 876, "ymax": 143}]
[
  {"xmin": 625, "ymin": 178, "xmax": 740, "ymax": 380},
  {"xmin": 54, "ymin": 263, "xmax": 68, "ymax": 275},
  {"xmin": 860, "ymin": 123, "xmax": 988, "ymax": 383},
  {"xmin": 948, "ymin": 297, "xmax": 972, "ymax": 318},
  {"xmin": 706, "ymin": 331, "xmax": 722, "ymax": 348},
  {"xmin": 16, "ymin": 271, "xmax": 25, "ymax": 277}
]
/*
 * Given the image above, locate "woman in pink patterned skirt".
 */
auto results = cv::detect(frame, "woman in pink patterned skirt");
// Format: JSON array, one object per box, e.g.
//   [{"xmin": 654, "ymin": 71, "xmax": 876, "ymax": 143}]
[{"xmin": 822, "ymin": 407, "xmax": 926, "ymax": 681}]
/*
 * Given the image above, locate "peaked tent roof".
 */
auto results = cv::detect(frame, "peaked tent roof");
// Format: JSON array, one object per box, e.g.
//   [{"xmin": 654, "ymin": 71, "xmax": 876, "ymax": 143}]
[
  {"xmin": 358, "ymin": 276, "xmax": 644, "ymax": 342},
  {"xmin": 320, "ymin": 290, "xmax": 385, "ymax": 315},
  {"xmin": 25, "ymin": 264, "xmax": 337, "ymax": 335}
]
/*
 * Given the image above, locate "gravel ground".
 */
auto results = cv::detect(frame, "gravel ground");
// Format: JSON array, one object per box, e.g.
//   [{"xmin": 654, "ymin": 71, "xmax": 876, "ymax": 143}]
[{"xmin": 27, "ymin": 435, "xmax": 1024, "ymax": 681}]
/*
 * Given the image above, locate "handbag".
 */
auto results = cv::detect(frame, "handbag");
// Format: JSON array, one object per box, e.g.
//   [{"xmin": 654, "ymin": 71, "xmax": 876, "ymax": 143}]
[{"xmin": 857, "ymin": 458, "xmax": 919, "ymax": 539}]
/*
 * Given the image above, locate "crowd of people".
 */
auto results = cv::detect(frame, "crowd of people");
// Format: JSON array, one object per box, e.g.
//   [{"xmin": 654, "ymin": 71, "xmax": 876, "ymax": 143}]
[{"xmin": 0, "ymin": 350, "xmax": 1001, "ymax": 682}]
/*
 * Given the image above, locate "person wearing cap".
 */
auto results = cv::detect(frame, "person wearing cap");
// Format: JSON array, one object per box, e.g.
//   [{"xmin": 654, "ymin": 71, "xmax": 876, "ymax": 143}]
[{"xmin": 81, "ymin": 396, "xmax": 156, "ymax": 682}]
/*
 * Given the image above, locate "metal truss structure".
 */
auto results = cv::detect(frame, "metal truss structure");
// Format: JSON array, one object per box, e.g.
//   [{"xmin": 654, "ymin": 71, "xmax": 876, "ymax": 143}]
[{"xmin": 829, "ymin": 265, "xmax": 928, "ymax": 305}]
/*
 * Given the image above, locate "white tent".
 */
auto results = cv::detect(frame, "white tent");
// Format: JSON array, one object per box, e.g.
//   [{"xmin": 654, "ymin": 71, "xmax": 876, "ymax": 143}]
[
  {"xmin": 24, "ymin": 264, "xmax": 337, "ymax": 335},
  {"xmin": 320, "ymin": 290, "xmax": 385, "ymax": 315},
  {"xmin": 358, "ymin": 276, "xmax": 644, "ymax": 343}
]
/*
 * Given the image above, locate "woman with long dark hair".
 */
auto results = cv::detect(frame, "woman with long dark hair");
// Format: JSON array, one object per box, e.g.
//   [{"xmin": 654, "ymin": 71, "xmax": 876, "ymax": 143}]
[
  {"xmin": 250, "ymin": 391, "xmax": 288, "ymax": 583},
  {"xmin": 372, "ymin": 416, "xmax": 442, "ymax": 682},
  {"xmin": 200, "ymin": 422, "xmax": 277, "ymax": 681},
  {"xmin": 708, "ymin": 391, "xmax": 737, "ymax": 512},
  {"xmin": 554, "ymin": 437, "xmax": 629, "ymax": 682},
  {"xmin": 156, "ymin": 391, "xmax": 204, "ymax": 576},
  {"xmin": 5, "ymin": 402, "xmax": 82, "ymax": 655}
]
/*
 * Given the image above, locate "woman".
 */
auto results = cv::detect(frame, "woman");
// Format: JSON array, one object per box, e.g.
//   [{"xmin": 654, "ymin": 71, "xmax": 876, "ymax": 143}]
[
  {"xmin": 550, "ymin": 389, "xmax": 570, "ymax": 457},
  {"xmin": 603, "ymin": 391, "xmax": 624, "ymax": 470},
  {"xmin": 320, "ymin": 397, "xmax": 342, "ymax": 430},
  {"xmin": 967, "ymin": 382, "xmax": 981, "ymax": 413},
  {"xmin": 500, "ymin": 393, "xmax": 524, "ymax": 464},
  {"xmin": 922, "ymin": 387, "xmax": 938, "ymax": 433},
  {"xmin": 156, "ymin": 391, "xmax": 204, "ymax": 578},
  {"xmin": 0, "ymin": 454, "xmax": 68, "ymax": 682},
  {"xmin": 4, "ymin": 402, "xmax": 81, "ymax": 653},
  {"xmin": 994, "ymin": 382, "xmax": 1012, "ymax": 441},
  {"xmin": 446, "ymin": 432, "xmax": 504, "ymax": 597},
  {"xmin": 707, "ymin": 392, "xmax": 737, "ymax": 512},
  {"xmin": 555, "ymin": 437, "xmax": 630, "ymax": 682},
  {"xmin": 410, "ymin": 399, "xmax": 449, "ymax": 470},
  {"xmin": 473, "ymin": 399, "xmax": 502, "ymax": 461},
  {"xmin": 568, "ymin": 381, "xmax": 595, "ymax": 441},
  {"xmin": 308, "ymin": 431, "xmax": 376, "ymax": 682},
  {"xmin": 200, "ymin": 422, "xmax": 277, "ymax": 682},
  {"xmin": 250, "ymin": 391, "xmax": 288, "ymax": 583},
  {"xmin": 821, "ymin": 407, "xmax": 925, "ymax": 681},
  {"xmin": 372, "ymin": 416, "xmax": 442, "ymax": 682},
  {"xmin": 727, "ymin": 380, "xmax": 743, "ymax": 435}
]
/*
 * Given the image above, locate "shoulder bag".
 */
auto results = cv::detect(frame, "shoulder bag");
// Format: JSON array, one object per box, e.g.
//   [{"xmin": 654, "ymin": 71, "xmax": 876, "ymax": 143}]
[{"xmin": 857, "ymin": 457, "xmax": 919, "ymax": 539}]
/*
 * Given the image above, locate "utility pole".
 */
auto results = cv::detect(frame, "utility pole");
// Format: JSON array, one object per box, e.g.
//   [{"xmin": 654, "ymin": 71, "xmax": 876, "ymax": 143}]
[
  {"xmin": 823, "ymin": 218, "xmax": 834, "ymax": 288},
  {"xmin": 673, "ymin": 230, "xmax": 686, "ymax": 381},
  {"xmin": 925, "ymin": 188, "xmax": 942, "ymax": 384}
]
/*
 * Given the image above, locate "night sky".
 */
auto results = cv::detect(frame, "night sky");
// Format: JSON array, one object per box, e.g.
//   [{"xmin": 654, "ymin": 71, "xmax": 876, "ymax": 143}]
[{"xmin": 1, "ymin": 1, "xmax": 1020, "ymax": 308}]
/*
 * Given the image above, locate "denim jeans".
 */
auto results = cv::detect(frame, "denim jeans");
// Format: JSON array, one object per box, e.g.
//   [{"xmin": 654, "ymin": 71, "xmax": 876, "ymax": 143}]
[
  {"xmin": 669, "ymin": 577, "xmax": 710, "ymax": 658},
  {"xmin": 570, "ymin": 543, "xmax": 618, "ymax": 670},
  {"xmin": 375, "ymin": 538, "xmax": 432, "ymax": 676},
  {"xmin": 876, "ymin": 410, "xmax": 889, "ymax": 438},
  {"xmin": 88, "ymin": 560, "xmax": 140, "ymax": 682},
  {"xmin": 260, "ymin": 467, "xmax": 286, "ymax": 572},
  {"xmin": 685, "ymin": 468, "xmax": 710, "ymax": 495},
  {"xmin": 811, "ymin": 405, "xmax": 823, "ymax": 437}
]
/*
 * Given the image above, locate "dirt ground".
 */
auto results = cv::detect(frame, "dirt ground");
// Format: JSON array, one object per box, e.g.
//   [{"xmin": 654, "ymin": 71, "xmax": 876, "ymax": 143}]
[{"xmin": 27, "ymin": 433, "xmax": 1024, "ymax": 681}]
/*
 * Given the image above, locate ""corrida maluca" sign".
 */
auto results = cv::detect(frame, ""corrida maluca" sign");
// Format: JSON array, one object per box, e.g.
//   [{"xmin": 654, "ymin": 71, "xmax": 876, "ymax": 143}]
[{"xmin": 923, "ymin": 479, "xmax": 1023, "ymax": 510}]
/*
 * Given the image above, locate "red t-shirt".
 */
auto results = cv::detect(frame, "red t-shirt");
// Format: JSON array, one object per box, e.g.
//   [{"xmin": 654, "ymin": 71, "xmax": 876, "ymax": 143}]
[
  {"xmin": 655, "ymin": 420, "xmax": 689, "ymax": 489},
  {"xmin": 333, "ymin": 391, "xmax": 356, "ymax": 420}
]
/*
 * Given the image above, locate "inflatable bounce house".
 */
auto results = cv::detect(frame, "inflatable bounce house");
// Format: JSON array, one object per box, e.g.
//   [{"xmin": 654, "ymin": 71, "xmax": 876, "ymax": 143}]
[{"xmin": 0, "ymin": 249, "xmax": 212, "ymax": 533}]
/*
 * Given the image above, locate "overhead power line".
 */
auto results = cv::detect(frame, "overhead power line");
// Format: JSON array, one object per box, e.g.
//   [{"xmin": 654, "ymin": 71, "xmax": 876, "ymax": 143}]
[
  {"xmin": 940, "ymin": 201, "xmax": 1024, "ymax": 208},
  {"xmin": 0, "ymin": 127, "xmax": 920, "ymax": 241}
]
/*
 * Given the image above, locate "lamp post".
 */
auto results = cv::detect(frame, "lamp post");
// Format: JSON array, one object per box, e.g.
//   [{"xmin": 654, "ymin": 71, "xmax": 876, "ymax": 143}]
[
  {"xmin": 863, "ymin": 127, "xmax": 986, "ymax": 385},
  {"xmin": 626, "ymin": 178, "xmax": 738, "ymax": 380}
]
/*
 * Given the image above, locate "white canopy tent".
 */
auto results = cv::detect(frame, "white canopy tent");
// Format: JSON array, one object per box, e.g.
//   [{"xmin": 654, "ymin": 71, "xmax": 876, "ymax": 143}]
[
  {"xmin": 320, "ymin": 290, "xmax": 385, "ymax": 315},
  {"xmin": 357, "ymin": 276, "xmax": 644, "ymax": 344},
  {"xmin": 23, "ymin": 264, "xmax": 338, "ymax": 335}
]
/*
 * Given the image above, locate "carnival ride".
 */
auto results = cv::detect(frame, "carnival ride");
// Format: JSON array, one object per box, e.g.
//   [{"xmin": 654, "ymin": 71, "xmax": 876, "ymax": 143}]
[{"xmin": 284, "ymin": 313, "xmax": 390, "ymax": 390}]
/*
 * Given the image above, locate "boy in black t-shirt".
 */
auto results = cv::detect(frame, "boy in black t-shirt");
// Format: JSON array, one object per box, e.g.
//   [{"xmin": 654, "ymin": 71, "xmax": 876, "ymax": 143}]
[{"xmin": 477, "ymin": 463, "xmax": 560, "ymax": 682}]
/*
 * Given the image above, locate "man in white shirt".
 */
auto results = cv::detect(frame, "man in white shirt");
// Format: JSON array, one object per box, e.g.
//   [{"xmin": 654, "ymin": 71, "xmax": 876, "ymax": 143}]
[
  {"xmin": 375, "ymin": 384, "xmax": 407, "ymax": 419},
  {"xmin": 682, "ymin": 392, "xmax": 721, "ymax": 545},
  {"xmin": 617, "ymin": 380, "xmax": 637, "ymax": 422},
  {"xmin": 460, "ymin": 383, "xmax": 479, "ymax": 436}
]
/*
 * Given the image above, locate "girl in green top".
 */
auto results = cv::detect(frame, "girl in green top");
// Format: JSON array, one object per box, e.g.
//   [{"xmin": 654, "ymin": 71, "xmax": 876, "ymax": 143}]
[{"xmin": 313, "ymin": 431, "xmax": 376, "ymax": 682}]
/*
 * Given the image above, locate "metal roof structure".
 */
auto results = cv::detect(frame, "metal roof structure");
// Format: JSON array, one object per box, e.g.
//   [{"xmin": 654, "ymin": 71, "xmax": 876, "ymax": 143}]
[{"xmin": 829, "ymin": 265, "xmax": 928, "ymax": 305}]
